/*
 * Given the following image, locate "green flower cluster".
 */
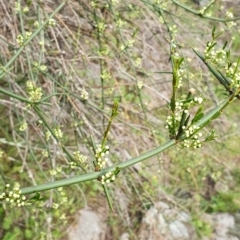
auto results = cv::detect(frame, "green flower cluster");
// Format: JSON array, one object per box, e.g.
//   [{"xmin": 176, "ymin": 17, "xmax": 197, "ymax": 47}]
[
  {"xmin": 0, "ymin": 184, "xmax": 27, "ymax": 207},
  {"xmin": 94, "ymin": 145, "xmax": 110, "ymax": 171},
  {"xmin": 26, "ymin": 81, "xmax": 43, "ymax": 102},
  {"xmin": 166, "ymin": 88, "xmax": 206, "ymax": 148},
  {"xmin": 99, "ymin": 167, "xmax": 120, "ymax": 185},
  {"xmin": 100, "ymin": 171, "xmax": 116, "ymax": 184}
]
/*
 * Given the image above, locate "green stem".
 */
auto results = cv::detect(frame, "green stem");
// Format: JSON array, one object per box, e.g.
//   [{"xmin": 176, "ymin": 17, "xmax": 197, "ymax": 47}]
[
  {"xmin": 0, "ymin": 1, "xmax": 66, "ymax": 79},
  {"xmin": 19, "ymin": 93, "xmax": 236, "ymax": 196},
  {"xmin": 33, "ymin": 105, "xmax": 87, "ymax": 172},
  {"xmin": 172, "ymin": 0, "xmax": 240, "ymax": 22},
  {"xmin": 180, "ymin": 96, "xmax": 233, "ymax": 140},
  {"xmin": 193, "ymin": 50, "xmax": 232, "ymax": 92},
  {"xmin": 101, "ymin": 101, "xmax": 118, "ymax": 148},
  {"xmin": 0, "ymin": 87, "xmax": 32, "ymax": 104},
  {"xmin": 20, "ymin": 139, "xmax": 175, "ymax": 195},
  {"xmin": 103, "ymin": 184, "xmax": 114, "ymax": 212}
]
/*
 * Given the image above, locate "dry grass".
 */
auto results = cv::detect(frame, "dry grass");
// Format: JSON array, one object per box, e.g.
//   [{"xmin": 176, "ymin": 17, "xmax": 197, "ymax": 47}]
[{"xmin": 0, "ymin": 0, "xmax": 240, "ymax": 239}]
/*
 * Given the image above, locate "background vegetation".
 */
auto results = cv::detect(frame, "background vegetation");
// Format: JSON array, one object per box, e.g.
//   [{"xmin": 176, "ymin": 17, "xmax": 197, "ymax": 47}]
[{"xmin": 0, "ymin": 0, "xmax": 240, "ymax": 239}]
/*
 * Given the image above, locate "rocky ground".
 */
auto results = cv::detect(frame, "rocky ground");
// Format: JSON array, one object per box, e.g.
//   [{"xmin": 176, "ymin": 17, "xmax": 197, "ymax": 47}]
[{"xmin": 67, "ymin": 188, "xmax": 240, "ymax": 240}]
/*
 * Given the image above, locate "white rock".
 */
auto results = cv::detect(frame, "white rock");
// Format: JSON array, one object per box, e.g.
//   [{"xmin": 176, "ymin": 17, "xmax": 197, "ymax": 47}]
[
  {"xmin": 169, "ymin": 220, "xmax": 189, "ymax": 238},
  {"xmin": 177, "ymin": 212, "xmax": 191, "ymax": 222},
  {"xmin": 120, "ymin": 233, "xmax": 130, "ymax": 240},
  {"xmin": 158, "ymin": 213, "xmax": 168, "ymax": 235},
  {"xmin": 67, "ymin": 207, "xmax": 107, "ymax": 240},
  {"xmin": 213, "ymin": 213, "xmax": 235, "ymax": 236}
]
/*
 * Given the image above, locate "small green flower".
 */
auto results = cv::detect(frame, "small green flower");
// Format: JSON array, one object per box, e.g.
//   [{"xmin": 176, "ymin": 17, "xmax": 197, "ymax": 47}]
[
  {"xmin": 34, "ymin": 21, "xmax": 39, "ymax": 28},
  {"xmin": 137, "ymin": 81, "xmax": 143, "ymax": 89},
  {"xmin": 80, "ymin": 89, "xmax": 89, "ymax": 100},
  {"xmin": 90, "ymin": 1, "xmax": 97, "ymax": 8},
  {"xmin": 45, "ymin": 131, "xmax": 51, "ymax": 141},
  {"xmin": 19, "ymin": 121, "xmax": 27, "ymax": 131},
  {"xmin": 100, "ymin": 168, "xmax": 120, "ymax": 184},
  {"xmin": 39, "ymin": 40, "xmax": 44, "ymax": 46},
  {"xmin": 94, "ymin": 145, "xmax": 110, "ymax": 170},
  {"xmin": 29, "ymin": 87, "xmax": 43, "ymax": 102},
  {"xmin": 116, "ymin": 18, "xmax": 126, "ymax": 28},
  {"xmin": 23, "ymin": 6, "xmax": 29, "ymax": 13},
  {"xmin": 97, "ymin": 22, "xmax": 106, "ymax": 32},
  {"xmin": 16, "ymin": 34, "xmax": 24, "ymax": 46},
  {"xmin": 73, "ymin": 151, "xmax": 87, "ymax": 164},
  {"xmin": 48, "ymin": 18, "xmax": 56, "ymax": 26},
  {"xmin": 39, "ymin": 65, "xmax": 47, "ymax": 72},
  {"xmin": 101, "ymin": 70, "xmax": 111, "ymax": 81},
  {"xmin": 15, "ymin": 2, "xmax": 20, "ymax": 12},
  {"xmin": 135, "ymin": 57, "xmax": 142, "ymax": 67},
  {"xmin": 26, "ymin": 81, "xmax": 43, "ymax": 102},
  {"xmin": 25, "ymin": 31, "xmax": 32, "ymax": 39},
  {"xmin": 50, "ymin": 169, "xmax": 57, "ymax": 176},
  {"xmin": 54, "ymin": 126, "xmax": 63, "ymax": 139}
]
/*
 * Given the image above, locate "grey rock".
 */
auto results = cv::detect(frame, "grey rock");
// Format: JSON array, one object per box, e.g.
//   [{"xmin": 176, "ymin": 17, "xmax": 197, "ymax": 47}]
[
  {"xmin": 234, "ymin": 213, "xmax": 240, "ymax": 224},
  {"xmin": 177, "ymin": 212, "xmax": 191, "ymax": 223},
  {"xmin": 67, "ymin": 207, "xmax": 107, "ymax": 240},
  {"xmin": 169, "ymin": 220, "xmax": 189, "ymax": 238},
  {"xmin": 138, "ymin": 201, "xmax": 196, "ymax": 240},
  {"xmin": 212, "ymin": 213, "xmax": 235, "ymax": 236},
  {"xmin": 228, "ymin": 227, "xmax": 240, "ymax": 239},
  {"xmin": 120, "ymin": 233, "xmax": 130, "ymax": 240},
  {"xmin": 67, "ymin": 201, "xmax": 240, "ymax": 240},
  {"xmin": 158, "ymin": 213, "xmax": 168, "ymax": 235}
]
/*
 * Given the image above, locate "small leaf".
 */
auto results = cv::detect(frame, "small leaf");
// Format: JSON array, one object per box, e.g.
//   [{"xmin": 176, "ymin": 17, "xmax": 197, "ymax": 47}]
[
  {"xmin": 111, "ymin": 99, "xmax": 119, "ymax": 118},
  {"xmin": 204, "ymin": 135, "xmax": 215, "ymax": 143},
  {"xmin": 170, "ymin": 98, "xmax": 175, "ymax": 112},
  {"xmin": 90, "ymin": 135, "xmax": 97, "ymax": 154},
  {"xmin": 204, "ymin": 130, "xmax": 216, "ymax": 142},
  {"xmin": 212, "ymin": 26, "xmax": 216, "ymax": 38},
  {"xmin": 226, "ymin": 50, "xmax": 230, "ymax": 62},
  {"xmin": 192, "ymin": 113, "xmax": 204, "ymax": 124},
  {"xmin": 196, "ymin": 106, "xmax": 204, "ymax": 116},
  {"xmin": 217, "ymin": 70, "xmax": 231, "ymax": 88},
  {"xmin": 233, "ymin": 56, "xmax": 240, "ymax": 77},
  {"xmin": 184, "ymin": 115, "xmax": 190, "ymax": 127},
  {"xmin": 207, "ymin": 42, "xmax": 217, "ymax": 52},
  {"xmin": 194, "ymin": 49, "xmax": 231, "ymax": 91},
  {"xmin": 182, "ymin": 98, "xmax": 193, "ymax": 105},
  {"xmin": 177, "ymin": 57, "xmax": 184, "ymax": 67},
  {"xmin": 191, "ymin": 107, "xmax": 204, "ymax": 124},
  {"xmin": 30, "ymin": 192, "xmax": 40, "ymax": 200},
  {"xmin": 29, "ymin": 192, "xmax": 47, "ymax": 201},
  {"xmin": 222, "ymin": 41, "xmax": 228, "ymax": 50},
  {"xmin": 214, "ymin": 31, "xmax": 223, "ymax": 40},
  {"xmin": 114, "ymin": 167, "xmax": 121, "ymax": 176}
]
